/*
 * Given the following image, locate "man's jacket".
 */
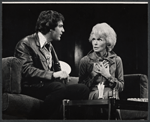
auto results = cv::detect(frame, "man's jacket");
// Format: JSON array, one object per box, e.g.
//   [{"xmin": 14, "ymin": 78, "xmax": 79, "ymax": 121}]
[{"xmin": 14, "ymin": 33, "xmax": 61, "ymax": 87}]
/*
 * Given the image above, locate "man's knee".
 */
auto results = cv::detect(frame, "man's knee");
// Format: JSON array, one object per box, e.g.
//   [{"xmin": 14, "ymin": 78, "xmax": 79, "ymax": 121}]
[
  {"xmin": 75, "ymin": 84, "xmax": 90, "ymax": 99},
  {"xmin": 45, "ymin": 81, "xmax": 66, "ymax": 92},
  {"xmin": 78, "ymin": 84, "xmax": 90, "ymax": 92}
]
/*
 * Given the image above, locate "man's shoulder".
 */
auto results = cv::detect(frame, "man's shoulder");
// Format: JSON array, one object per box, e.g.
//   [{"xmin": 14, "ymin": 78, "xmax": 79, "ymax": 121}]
[{"xmin": 19, "ymin": 33, "xmax": 37, "ymax": 45}]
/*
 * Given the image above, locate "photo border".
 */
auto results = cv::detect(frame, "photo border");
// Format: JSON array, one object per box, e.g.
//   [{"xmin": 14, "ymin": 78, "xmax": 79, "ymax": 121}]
[{"xmin": 0, "ymin": 0, "xmax": 149, "ymax": 122}]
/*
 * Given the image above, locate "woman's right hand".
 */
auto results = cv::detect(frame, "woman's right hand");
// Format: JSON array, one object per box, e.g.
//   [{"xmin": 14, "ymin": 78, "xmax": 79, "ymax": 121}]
[
  {"xmin": 93, "ymin": 62, "xmax": 103, "ymax": 74},
  {"xmin": 93, "ymin": 60, "xmax": 111, "ymax": 79}
]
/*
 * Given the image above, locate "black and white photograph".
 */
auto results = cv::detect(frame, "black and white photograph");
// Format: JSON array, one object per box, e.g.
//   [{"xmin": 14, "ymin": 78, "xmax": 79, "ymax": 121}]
[{"xmin": 1, "ymin": 1, "xmax": 149, "ymax": 120}]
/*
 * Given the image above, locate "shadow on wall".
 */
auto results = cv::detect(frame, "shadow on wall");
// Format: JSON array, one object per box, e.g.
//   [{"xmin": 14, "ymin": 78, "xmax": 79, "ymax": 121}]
[{"xmin": 74, "ymin": 41, "xmax": 84, "ymax": 74}]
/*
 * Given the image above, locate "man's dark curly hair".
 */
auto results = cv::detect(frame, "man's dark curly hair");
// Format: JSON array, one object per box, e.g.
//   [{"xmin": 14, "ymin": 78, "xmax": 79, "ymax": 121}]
[{"xmin": 35, "ymin": 10, "xmax": 64, "ymax": 35}]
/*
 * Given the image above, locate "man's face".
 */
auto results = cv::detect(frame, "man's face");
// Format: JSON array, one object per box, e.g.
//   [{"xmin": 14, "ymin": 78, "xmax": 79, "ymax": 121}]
[{"xmin": 50, "ymin": 20, "xmax": 65, "ymax": 41}]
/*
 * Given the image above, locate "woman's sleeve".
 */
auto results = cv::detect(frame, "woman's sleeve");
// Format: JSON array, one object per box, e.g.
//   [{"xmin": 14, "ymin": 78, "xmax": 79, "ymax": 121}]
[
  {"xmin": 78, "ymin": 57, "xmax": 88, "ymax": 84},
  {"xmin": 78, "ymin": 57, "xmax": 95, "ymax": 88},
  {"xmin": 108, "ymin": 56, "xmax": 124, "ymax": 92},
  {"xmin": 114, "ymin": 56, "xmax": 124, "ymax": 92}
]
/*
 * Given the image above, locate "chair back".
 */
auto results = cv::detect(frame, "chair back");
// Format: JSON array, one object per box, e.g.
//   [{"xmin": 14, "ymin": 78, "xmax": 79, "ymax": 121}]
[{"xmin": 119, "ymin": 74, "xmax": 148, "ymax": 100}]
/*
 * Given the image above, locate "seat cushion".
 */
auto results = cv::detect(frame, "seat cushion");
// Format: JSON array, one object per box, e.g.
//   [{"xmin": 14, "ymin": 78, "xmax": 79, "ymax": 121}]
[
  {"xmin": 2, "ymin": 57, "xmax": 22, "ymax": 93},
  {"xmin": 120, "ymin": 110, "xmax": 148, "ymax": 120}
]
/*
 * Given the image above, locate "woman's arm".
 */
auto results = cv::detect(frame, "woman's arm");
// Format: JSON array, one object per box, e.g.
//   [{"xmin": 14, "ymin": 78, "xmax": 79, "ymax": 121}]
[
  {"xmin": 104, "ymin": 56, "xmax": 124, "ymax": 92},
  {"xmin": 113, "ymin": 56, "xmax": 124, "ymax": 92},
  {"xmin": 78, "ymin": 57, "xmax": 88, "ymax": 84},
  {"xmin": 78, "ymin": 56, "xmax": 95, "ymax": 88}
]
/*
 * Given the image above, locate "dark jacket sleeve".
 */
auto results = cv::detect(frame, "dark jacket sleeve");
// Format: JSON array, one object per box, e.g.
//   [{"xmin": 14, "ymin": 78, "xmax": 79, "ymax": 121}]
[{"xmin": 14, "ymin": 39, "xmax": 54, "ymax": 81}]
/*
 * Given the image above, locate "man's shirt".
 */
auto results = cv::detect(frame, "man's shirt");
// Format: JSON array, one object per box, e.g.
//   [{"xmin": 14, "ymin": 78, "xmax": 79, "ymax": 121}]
[{"xmin": 38, "ymin": 32, "xmax": 52, "ymax": 69}]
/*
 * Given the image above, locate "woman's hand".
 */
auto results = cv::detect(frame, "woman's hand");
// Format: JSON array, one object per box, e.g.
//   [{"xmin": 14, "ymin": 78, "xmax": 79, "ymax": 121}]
[{"xmin": 94, "ymin": 60, "xmax": 111, "ymax": 78}]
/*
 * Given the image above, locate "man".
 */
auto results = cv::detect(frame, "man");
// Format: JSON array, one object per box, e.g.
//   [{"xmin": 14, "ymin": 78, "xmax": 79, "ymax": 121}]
[{"xmin": 14, "ymin": 10, "xmax": 89, "ymax": 119}]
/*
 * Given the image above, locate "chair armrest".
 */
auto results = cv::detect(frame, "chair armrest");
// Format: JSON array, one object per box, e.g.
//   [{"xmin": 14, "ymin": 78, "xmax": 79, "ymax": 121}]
[
  {"xmin": 2, "ymin": 57, "xmax": 22, "ymax": 93},
  {"xmin": 66, "ymin": 77, "xmax": 79, "ymax": 85},
  {"xmin": 2, "ymin": 93, "xmax": 43, "ymax": 118}
]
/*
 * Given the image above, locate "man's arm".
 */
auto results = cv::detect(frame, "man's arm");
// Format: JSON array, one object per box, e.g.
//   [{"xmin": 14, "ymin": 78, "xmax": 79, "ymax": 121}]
[{"xmin": 14, "ymin": 39, "xmax": 68, "ymax": 81}]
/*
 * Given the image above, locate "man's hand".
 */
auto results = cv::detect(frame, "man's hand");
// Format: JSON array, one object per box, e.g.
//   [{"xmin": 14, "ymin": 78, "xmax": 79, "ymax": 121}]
[{"xmin": 53, "ymin": 71, "xmax": 69, "ymax": 80}]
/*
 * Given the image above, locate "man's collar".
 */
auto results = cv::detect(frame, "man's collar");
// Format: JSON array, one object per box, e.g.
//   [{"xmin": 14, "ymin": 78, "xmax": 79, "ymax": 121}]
[{"xmin": 38, "ymin": 32, "xmax": 47, "ymax": 48}]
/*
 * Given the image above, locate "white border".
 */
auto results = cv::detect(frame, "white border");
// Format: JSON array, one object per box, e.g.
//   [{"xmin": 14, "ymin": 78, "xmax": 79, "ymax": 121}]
[{"xmin": 2, "ymin": 2, "xmax": 148, "ymax": 4}]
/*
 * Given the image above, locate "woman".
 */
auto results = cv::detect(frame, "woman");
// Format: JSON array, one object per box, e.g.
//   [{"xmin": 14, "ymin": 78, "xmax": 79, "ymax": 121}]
[{"xmin": 78, "ymin": 22, "xmax": 124, "ymax": 100}]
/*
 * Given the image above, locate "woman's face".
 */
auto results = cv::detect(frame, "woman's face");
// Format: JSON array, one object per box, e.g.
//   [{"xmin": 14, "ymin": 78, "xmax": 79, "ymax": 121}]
[{"xmin": 91, "ymin": 34, "xmax": 107, "ymax": 53}]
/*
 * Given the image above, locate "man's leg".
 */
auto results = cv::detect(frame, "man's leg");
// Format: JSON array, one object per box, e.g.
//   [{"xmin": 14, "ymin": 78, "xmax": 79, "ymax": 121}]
[
  {"xmin": 22, "ymin": 81, "xmax": 66, "ymax": 119},
  {"xmin": 65, "ymin": 84, "xmax": 90, "ymax": 100},
  {"xmin": 64, "ymin": 84, "xmax": 90, "ymax": 119},
  {"xmin": 42, "ymin": 83, "xmax": 89, "ymax": 119},
  {"xmin": 40, "ymin": 82, "xmax": 66, "ymax": 119}
]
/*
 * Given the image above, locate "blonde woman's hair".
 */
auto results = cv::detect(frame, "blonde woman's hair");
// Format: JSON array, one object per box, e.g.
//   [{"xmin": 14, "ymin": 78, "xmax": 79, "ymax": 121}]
[{"xmin": 89, "ymin": 22, "xmax": 117, "ymax": 51}]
